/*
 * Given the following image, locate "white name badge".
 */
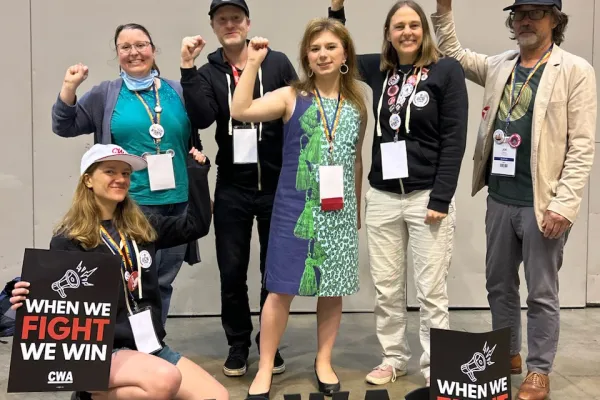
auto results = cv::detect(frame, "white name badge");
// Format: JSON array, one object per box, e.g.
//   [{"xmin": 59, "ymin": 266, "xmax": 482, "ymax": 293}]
[
  {"xmin": 233, "ymin": 127, "xmax": 258, "ymax": 164},
  {"xmin": 381, "ymin": 141, "xmax": 409, "ymax": 180},
  {"xmin": 319, "ymin": 165, "xmax": 344, "ymax": 211},
  {"xmin": 491, "ymin": 142, "xmax": 517, "ymax": 176},
  {"xmin": 146, "ymin": 154, "xmax": 176, "ymax": 191},
  {"xmin": 128, "ymin": 308, "xmax": 162, "ymax": 354}
]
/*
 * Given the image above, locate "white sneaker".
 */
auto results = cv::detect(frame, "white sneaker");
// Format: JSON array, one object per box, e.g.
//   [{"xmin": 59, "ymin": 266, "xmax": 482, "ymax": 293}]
[{"xmin": 365, "ymin": 364, "xmax": 408, "ymax": 385}]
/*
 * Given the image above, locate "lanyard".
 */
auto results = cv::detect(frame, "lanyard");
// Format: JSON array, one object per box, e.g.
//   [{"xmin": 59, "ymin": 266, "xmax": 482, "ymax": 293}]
[
  {"xmin": 314, "ymin": 89, "xmax": 344, "ymax": 163},
  {"xmin": 230, "ymin": 64, "xmax": 242, "ymax": 86},
  {"xmin": 377, "ymin": 67, "xmax": 422, "ymax": 137},
  {"xmin": 100, "ymin": 226, "xmax": 142, "ymax": 314},
  {"xmin": 134, "ymin": 83, "xmax": 161, "ymax": 125},
  {"xmin": 226, "ymin": 66, "xmax": 264, "ymax": 139},
  {"xmin": 134, "ymin": 83, "xmax": 163, "ymax": 153},
  {"xmin": 505, "ymin": 45, "xmax": 552, "ymax": 131}
]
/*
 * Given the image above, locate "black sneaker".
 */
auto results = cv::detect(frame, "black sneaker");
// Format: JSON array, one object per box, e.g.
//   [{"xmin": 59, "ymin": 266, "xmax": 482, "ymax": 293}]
[
  {"xmin": 255, "ymin": 333, "xmax": 286, "ymax": 375},
  {"xmin": 223, "ymin": 345, "xmax": 249, "ymax": 377}
]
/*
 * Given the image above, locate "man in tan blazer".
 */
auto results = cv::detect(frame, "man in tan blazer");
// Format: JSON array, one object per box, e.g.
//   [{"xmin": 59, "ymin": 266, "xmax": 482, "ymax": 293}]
[{"xmin": 431, "ymin": 0, "xmax": 596, "ymax": 399}]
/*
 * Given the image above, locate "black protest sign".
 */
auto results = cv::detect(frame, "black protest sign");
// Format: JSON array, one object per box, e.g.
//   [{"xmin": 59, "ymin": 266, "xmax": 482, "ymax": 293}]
[
  {"xmin": 8, "ymin": 248, "xmax": 121, "ymax": 393},
  {"xmin": 430, "ymin": 328, "xmax": 511, "ymax": 400}
]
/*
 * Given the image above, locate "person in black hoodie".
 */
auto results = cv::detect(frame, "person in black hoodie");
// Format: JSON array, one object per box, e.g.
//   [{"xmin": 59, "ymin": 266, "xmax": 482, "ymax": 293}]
[
  {"xmin": 10, "ymin": 144, "xmax": 227, "ymax": 399},
  {"xmin": 328, "ymin": 0, "xmax": 468, "ymax": 387},
  {"xmin": 179, "ymin": 0, "xmax": 297, "ymax": 378}
]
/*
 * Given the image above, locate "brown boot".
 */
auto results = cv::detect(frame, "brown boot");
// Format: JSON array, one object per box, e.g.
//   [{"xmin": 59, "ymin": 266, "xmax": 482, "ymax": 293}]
[
  {"xmin": 517, "ymin": 372, "xmax": 550, "ymax": 400},
  {"xmin": 511, "ymin": 353, "xmax": 522, "ymax": 374}
]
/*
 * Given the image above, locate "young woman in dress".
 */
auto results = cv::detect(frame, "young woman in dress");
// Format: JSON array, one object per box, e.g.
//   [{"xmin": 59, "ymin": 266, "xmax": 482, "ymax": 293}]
[{"xmin": 230, "ymin": 18, "xmax": 367, "ymax": 398}]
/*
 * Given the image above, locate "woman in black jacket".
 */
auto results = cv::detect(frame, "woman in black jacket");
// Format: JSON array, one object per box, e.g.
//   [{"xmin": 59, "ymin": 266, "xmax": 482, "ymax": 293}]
[
  {"xmin": 10, "ymin": 144, "xmax": 228, "ymax": 400},
  {"xmin": 328, "ymin": 0, "xmax": 468, "ymax": 387}
]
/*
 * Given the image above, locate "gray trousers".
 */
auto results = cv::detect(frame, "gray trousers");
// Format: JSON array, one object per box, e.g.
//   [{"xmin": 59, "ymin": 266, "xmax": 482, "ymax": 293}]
[{"xmin": 485, "ymin": 195, "xmax": 567, "ymax": 374}]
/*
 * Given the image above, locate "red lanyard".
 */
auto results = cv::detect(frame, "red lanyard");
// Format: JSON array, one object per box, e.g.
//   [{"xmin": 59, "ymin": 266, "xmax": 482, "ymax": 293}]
[{"xmin": 230, "ymin": 64, "xmax": 241, "ymax": 86}]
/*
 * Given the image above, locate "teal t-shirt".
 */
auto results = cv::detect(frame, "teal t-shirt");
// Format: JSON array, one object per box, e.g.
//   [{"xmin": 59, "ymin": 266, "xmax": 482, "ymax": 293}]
[
  {"xmin": 111, "ymin": 79, "xmax": 190, "ymax": 205},
  {"xmin": 488, "ymin": 63, "xmax": 547, "ymax": 207}
]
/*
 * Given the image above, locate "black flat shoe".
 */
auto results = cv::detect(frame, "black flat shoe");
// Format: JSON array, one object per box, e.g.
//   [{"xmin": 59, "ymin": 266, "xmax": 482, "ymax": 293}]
[
  {"xmin": 314, "ymin": 359, "xmax": 341, "ymax": 396},
  {"xmin": 246, "ymin": 393, "xmax": 270, "ymax": 400}
]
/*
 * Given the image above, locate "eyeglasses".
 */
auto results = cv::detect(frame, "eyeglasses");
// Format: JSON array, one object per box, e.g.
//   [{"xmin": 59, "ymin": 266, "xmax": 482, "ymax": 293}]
[
  {"xmin": 117, "ymin": 41, "xmax": 152, "ymax": 54},
  {"xmin": 510, "ymin": 9, "xmax": 551, "ymax": 21}
]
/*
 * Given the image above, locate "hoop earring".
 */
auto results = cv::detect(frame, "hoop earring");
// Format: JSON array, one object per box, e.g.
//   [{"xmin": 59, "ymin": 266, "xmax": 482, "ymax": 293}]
[
  {"xmin": 340, "ymin": 63, "xmax": 349, "ymax": 75},
  {"xmin": 308, "ymin": 69, "xmax": 314, "ymax": 77}
]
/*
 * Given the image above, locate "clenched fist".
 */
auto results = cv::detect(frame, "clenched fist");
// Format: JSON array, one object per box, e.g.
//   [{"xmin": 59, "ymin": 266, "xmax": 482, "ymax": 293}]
[
  {"xmin": 181, "ymin": 35, "xmax": 206, "ymax": 68},
  {"xmin": 247, "ymin": 36, "xmax": 269, "ymax": 66},
  {"xmin": 63, "ymin": 63, "xmax": 89, "ymax": 89},
  {"xmin": 189, "ymin": 146, "xmax": 207, "ymax": 165},
  {"xmin": 331, "ymin": 0, "xmax": 344, "ymax": 11},
  {"xmin": 436, "ymin": 0, "xmax": 452, "ymax": 13},
  {"xmin": 59, "ymin": 63, "xmax": 88, "ymax": 105}
]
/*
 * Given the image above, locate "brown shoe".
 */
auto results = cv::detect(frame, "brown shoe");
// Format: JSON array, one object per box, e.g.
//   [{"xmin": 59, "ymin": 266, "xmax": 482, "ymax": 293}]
[
  {"xmin": 517, "ymin": 372, "xmax": 550, "ymax": 400},
  {"xmin": 511, "ymin": 353, "xmax": 522, "ymax": 374}
]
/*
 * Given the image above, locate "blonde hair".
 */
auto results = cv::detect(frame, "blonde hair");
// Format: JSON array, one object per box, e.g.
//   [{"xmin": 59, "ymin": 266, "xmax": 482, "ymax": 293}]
[
  {"xmin": 380, "ymin": 1, "xmax": 442, "ymax": 71},
  {"xmin": 54, "ymin": 163, "xmax": 157, "ymax": 249},
  {"xmin": 291, "ymin": 17, "xmax": 367, "ymax": 120}
]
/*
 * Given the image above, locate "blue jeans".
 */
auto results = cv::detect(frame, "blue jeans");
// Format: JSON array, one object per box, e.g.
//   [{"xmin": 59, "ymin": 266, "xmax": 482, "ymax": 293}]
[
  {"xmin": 112, "ymin": 344, "xmax": 182, "ymax": 365},
  {"xmin": 139, "ymin": 202, "xmax": 187, "ymax": 325}
]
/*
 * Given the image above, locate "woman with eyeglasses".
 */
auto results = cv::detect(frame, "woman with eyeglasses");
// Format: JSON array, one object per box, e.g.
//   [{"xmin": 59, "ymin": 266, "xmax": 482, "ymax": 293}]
[
  {"xmin": 51, "ymin": 23, "xmax": 206, "ymax": 328},
  {"xmin": 328, "ymin": 0, "xmax": 469, "ymax": 387}
]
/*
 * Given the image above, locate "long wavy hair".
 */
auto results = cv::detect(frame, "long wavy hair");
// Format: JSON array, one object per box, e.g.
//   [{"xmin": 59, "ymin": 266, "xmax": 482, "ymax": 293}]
[
  {"xmin": 291, "ymin": 18, "xmax": 367, "ymax": 119},
  {"xmin": 380, "ymin": 1, "xmax": 442, "ymax": 71},
  {"xmin": 54, "ymin": 163, "xmax": 157, "ymax": 249}
]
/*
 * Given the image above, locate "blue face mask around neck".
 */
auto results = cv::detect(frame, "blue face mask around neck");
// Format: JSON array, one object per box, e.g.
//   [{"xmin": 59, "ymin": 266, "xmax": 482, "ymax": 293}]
[{"xmin": 120, "ymin": 69, "xmax": 159, "ymax": 91}]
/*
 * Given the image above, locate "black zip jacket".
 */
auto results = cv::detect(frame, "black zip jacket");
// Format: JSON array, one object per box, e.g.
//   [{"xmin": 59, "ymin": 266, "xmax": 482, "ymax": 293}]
[
  {"xmin": 180, "ymin": 45, "xmax": 297, "ymax": 193},
  {"xmin": 49, "ymin": 159, "xmax": 212, "ymax": 350},
  {"xmin": 329, "ymin": 7, "xmax": 468, "ymax": 213}
]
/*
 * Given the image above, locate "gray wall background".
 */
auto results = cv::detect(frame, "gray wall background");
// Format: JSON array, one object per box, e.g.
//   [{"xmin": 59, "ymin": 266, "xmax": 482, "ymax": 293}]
[{"xmin": 1, "ymin": 0, "xmax": 599, "ymax": 316}]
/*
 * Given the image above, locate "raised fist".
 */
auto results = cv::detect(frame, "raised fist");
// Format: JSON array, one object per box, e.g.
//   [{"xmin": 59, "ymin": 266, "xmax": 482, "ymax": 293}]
[
  {"xmin": 331, "ymin": 0, "xmax": 345, "ymax": 11},
  {"xmin": 248, "ymin": 36, "xmax": 269, "ymax": 66},
  {"xmin": 63, "ymin": 63, "xmax": 88, "ymax": 89},
  {"xmin": 436, "ymin": 0, "xmax": 452, "ymax": 12},
  {"xmin": 181, "ymin": 35, "xmax": 206, "ymax": 64}
]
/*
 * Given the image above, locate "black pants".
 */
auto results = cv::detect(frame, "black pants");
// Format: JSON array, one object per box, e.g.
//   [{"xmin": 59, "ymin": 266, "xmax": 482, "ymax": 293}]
[{"xmin": 214, "ymin": 180, "xmax": 274, "ymax": 349}]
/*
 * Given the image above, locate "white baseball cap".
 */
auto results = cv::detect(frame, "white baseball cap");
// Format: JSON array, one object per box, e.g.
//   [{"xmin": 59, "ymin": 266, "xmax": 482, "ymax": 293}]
[{"xmin": 80, "ymin": 144, "xmax": 147, "ymax": 175}]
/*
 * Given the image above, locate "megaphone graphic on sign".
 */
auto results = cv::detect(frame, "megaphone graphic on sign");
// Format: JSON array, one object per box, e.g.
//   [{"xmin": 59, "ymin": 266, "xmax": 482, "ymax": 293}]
[
  {"xmin": 51, "ymin": 270, "xmax": 81, "ymax": 299},
  {"xmin": 460, "ymin": 342, "xmax": 496, "ymax": 382}
]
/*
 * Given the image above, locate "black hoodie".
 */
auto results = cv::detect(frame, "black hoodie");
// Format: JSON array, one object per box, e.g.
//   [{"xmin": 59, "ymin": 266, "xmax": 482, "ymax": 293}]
[{"xmin": 180, "ymin": 45, "xmax": 298, "ymax": 193}]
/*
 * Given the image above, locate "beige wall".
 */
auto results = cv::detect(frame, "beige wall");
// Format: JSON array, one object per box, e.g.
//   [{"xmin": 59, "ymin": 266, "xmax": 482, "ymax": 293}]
[{"xmin": 0, "ymin": 0, "xmax": 598, "ymax": 315}]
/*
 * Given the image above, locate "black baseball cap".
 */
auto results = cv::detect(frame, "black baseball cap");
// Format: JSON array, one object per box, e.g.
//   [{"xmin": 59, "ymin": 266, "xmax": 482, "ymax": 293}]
[
  {"xmin": 503, "ymin": 0, "xmax": 562, "ymax": 11},
  {"xmin": 209, "ymin": 0, "xmax": 250, "ymax": 18}
]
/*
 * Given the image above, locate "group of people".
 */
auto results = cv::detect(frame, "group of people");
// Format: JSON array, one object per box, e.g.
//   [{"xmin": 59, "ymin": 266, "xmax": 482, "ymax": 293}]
[{"xmin": 9, "ymin": 0, "xmax": 597, "ymax": 399}]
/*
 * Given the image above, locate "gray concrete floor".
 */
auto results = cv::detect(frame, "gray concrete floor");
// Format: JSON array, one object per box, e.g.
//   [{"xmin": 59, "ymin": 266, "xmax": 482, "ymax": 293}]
[{"xmin": 1, "ymin": 309, "xmax": 599, "ymax": 399}]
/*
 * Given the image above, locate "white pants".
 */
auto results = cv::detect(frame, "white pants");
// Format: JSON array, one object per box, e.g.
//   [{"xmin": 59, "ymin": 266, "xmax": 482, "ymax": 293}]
[{"xmin": 365, "ymin": 187, "xmax": 455, "ymax": 379}]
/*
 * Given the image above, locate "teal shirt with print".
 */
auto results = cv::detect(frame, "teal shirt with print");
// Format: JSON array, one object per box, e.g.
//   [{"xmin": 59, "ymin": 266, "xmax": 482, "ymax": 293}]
[
  {"xmin": 111, "ymin": 79, "xmax": 190, "ymax": 206},
  {"xmin": 488, "ymin": 63, "xmax": 547, "ymax": 207}
]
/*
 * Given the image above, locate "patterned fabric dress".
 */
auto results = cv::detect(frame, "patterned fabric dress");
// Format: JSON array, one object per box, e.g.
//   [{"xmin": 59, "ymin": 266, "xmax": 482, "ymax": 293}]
[{"xmin": 265, "ymin": 91, "xmax": 362, "ymax": 297}]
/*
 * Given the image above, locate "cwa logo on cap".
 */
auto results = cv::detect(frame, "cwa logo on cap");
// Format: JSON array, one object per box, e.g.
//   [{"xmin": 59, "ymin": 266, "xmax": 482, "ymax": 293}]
[{"xmin": 80, "ymin": 144, "xmax": 147, "ymax": 176}]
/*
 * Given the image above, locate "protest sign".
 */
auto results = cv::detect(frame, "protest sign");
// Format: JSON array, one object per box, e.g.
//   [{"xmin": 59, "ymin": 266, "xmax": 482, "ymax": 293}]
[
  {"xmin": 430, "ymin": 327, "xmax": 511, "ymax": 400},
  {"xmin": 8, "ymin": 248, "xmax": 121, "ymax": 392}
]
